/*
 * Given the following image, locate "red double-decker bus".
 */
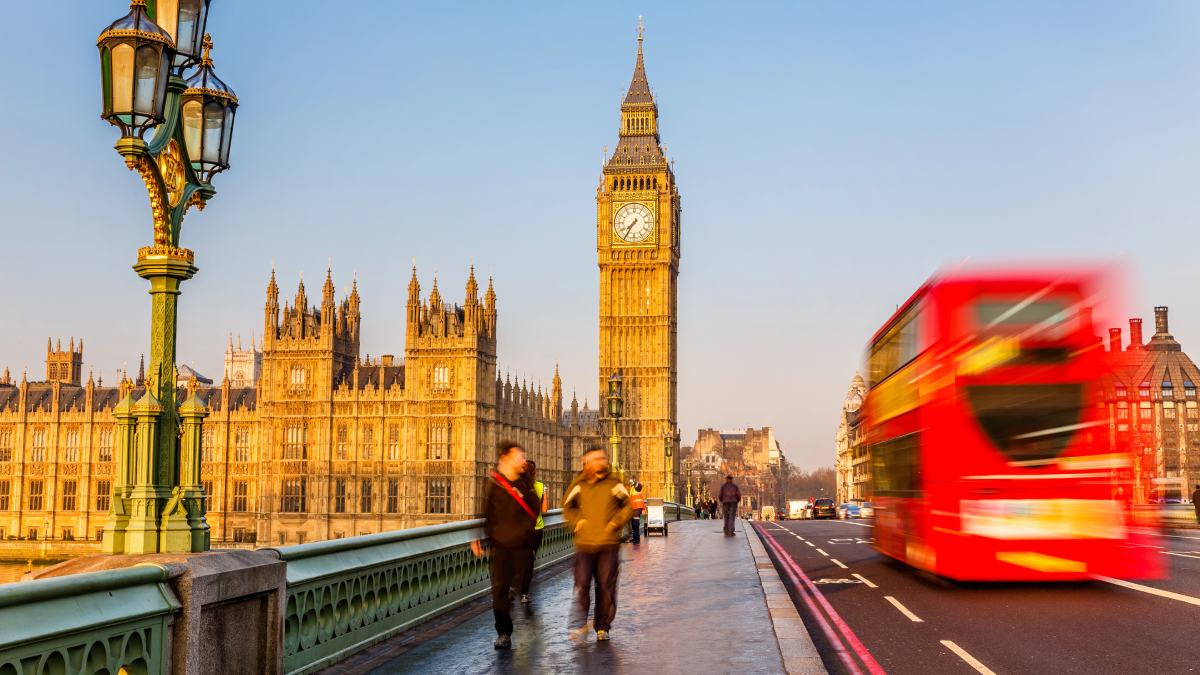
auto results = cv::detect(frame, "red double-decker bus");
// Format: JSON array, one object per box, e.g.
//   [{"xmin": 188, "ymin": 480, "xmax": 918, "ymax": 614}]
[{"xmin": 862, "ymin": 268, "xmax": 1161, "ymax": 581}]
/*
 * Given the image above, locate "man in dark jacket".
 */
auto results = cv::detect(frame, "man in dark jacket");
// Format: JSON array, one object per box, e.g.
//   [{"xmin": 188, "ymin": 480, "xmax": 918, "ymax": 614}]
[
  {"xmin": 718, "ymin": 475, "xmax": 741, "ymax": 537},
  {"xmin": 1193, "ymin": 485, "xmax": 1200, "ymax": 524},
  {"xmin": 472, "ymin": 442, "xmax": 540, "ymax": 649},
  {"xmin": 563, "ymin": 446, "xmax": 634, "ymax": 642}
]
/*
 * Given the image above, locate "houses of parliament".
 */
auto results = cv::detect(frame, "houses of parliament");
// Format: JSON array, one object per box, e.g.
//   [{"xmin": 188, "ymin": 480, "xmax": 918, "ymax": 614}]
[{"xmin": 0, "ymin": 25, "xmax": 683, "ymax": 546}]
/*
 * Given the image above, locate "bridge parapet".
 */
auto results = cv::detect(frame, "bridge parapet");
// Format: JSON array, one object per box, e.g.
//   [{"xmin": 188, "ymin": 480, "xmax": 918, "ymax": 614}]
[
  {"xmin": 0, "ymin": 564, "xmax": 178, "ymax": 674},
  {"xmin": 267, "ymin": 510, "xmax": 574, "ymax": 675}
]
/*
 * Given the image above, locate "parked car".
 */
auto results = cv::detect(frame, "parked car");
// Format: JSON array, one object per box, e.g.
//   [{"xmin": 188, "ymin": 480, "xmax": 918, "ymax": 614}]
[
  {"xmin": 813, "ymin": 498, "xmax": 837, "ymax": 519},
  {"xmin": 858, "ymin": 502, "xmax": 875, "ymax": 518},
  {"xmin": 837, "ymin": 503, "xmax": 861, "ymax": 519}
]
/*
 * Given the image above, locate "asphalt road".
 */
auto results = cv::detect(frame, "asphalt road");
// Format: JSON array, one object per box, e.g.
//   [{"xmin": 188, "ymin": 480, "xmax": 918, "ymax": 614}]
[{"xmin": 757, "ymin": 519, "xmax": 1200, "ymax": 675}]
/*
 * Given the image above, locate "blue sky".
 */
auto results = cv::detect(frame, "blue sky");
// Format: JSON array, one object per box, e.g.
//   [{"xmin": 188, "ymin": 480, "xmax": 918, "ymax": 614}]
[{"xmin": 1, "ymin": 2, "xmax": 1198, "ymax": 469}]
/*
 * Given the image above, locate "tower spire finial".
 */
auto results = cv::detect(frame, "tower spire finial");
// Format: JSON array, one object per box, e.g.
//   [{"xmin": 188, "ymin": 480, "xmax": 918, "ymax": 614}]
[{"xmin": 637, "ymin": 15, "xmax": 644, "ymax": 47}]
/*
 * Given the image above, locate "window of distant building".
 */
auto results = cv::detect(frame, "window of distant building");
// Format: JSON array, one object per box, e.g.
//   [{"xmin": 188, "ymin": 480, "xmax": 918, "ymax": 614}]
[
  {"xmin": 203, "ymin": 481, "xmax": 213, "ymax": 510},
  {"xmin": 290, "ymin": 365, "xmax": 306, "ymax": 386},
  {"xmin": 334, "ymin": 479, "xmax": 347, "ymax": 513},
  {"xmin": 387, "ymin": 425, "xmax": 400, "ymax": 461},
  {"xmin": 232, "ymin": 481, "xmax": 248, "ymax": 512},
  {"xmin": 336, "ymin": 424, "xmax": 349, "ymax": 460},
  {"xmin": 98, "ymin": 428, "xmax": 113, "ymax": 462},
  {"xmin": 1165, "ymin": 401, "xmax": 1177, "ymax": 419},
  {"xmin": 235, "ymin": 427, "xmax": 251, "ymax": 462},
  {"xmin": 1187, "ymin": 382, "xmax": 1197, "ymax": 398},
  {"xmin": 433, "ymin": 364, "xmax": 450, "ymax": 390},
  {"xmin": 425, "ymin": 478, "xmax": 451, "ymax": 514},
  {"xmin": 27, "ymin": 480, "xmax": 44, "ymax": 511},
  {"xmin": 1188, "ymin": 401, "xmax": 1198, "ymax": 419},
  {"xmin": 64, "ymin": 429, "xmax": 79, "ymax": 463},
  {"xmin": 202, "ymin": 428, "xmax": 214, "ymax": 462},
  {"xmin": 0, "ymin": 480, "xmax": 10, "ymax": 511},
  {"xmin": 96, "ymin": 480, "xmax": 110, "ymax": 511},
  {"xmin": 387, "ymin": 479, "xmax": 400, "ymax": 513},
  {"xmin": 0, "ymin": 428, "xmax": 11, "ymax": 463},
  {"xmin": 362, "ymin": 426, "xmax": 374, "ymax": 458},
  {"xmin": 1117, "ymin": 401, "xmax": 1129, "ymax": 420},
  {"xmin": 1163, "ymin": 381, "xmax": 1175, "ymax": 399},
  {"xmin": 284, "ymin": 424, "xmax": 306, "ymax": 459},
  {"xmin": 1140, "ymin": 402, "xmax": 1152, "ymax": 420},
  {"xmin": 281, "ymin": 478, "xmax": 306, "ymax": 513},
  {"xmin": 427, "ymin": 422, "xmax": 450, "ymax": 460},
  {"xmin": 31, "ymin": 428, "xmax": 46, "ymax": 463},
  {"xmin": 61, "ymin": 480, "xmax": 77, "ymax": 511},
  {"xmin": 1115, "ymin": 386, "xmax": 1127, "ymax": 398},
  {"xmin": 360, "ymin": 479, "xmax": 373, "ymax": 513},
  {"xmin": 1139, "ymin": 381, "xmax": 1151, "ymax": 398}
]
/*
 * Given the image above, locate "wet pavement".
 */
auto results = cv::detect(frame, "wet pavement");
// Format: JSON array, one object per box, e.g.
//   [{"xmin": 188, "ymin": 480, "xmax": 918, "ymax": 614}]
[{"xmin": 339, "ymin": 519, "xmax": 788, "ymax": 674}]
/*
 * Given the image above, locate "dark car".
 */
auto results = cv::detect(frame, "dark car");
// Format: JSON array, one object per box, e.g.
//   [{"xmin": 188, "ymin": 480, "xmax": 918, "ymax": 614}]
[{"xmin": 813, "ymin": 498, "xmax": 837, "ymax": 519}]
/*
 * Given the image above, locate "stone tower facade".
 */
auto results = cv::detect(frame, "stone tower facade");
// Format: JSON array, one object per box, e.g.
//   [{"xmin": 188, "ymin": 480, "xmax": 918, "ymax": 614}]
[
  {"xmin": 596, "ymin": 21, "xmax": 682, "ymax": 499},
  {"xmin": 45, "ymin": 338, "xmax": 83, "ymax": 387},
  {"xmin": 222, "ymin": 334, "xmax": 262, "ymax": 388}
]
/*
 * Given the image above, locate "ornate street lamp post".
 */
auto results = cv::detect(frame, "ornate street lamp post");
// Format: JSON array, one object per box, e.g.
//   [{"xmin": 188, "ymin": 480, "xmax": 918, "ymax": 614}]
[
  {"xmin": 663, "ymin": 431, "xmax": 675, "ymax": 503},
  {"xmin": 684, "ymin": 459, "xmax": 693, "ymax": 508},
  {"xmin": 96, "ymin": 0, "xmax": 236, "ymax": 555},
  {"xmin": 606, "ymin": 371, "xmax": 624, "ymax": 471}
]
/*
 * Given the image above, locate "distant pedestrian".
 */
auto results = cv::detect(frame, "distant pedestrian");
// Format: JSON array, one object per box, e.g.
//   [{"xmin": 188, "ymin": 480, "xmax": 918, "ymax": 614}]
[
  {"xmin": 719, "ymin": 475, "xmax": 741, "ymax": 537},
  {"xmin": 629, "ymin": 482, "xmax": 645, "ymax": 543},
  {"xmin": 516, "ymin": 459, "xmax": 549, "ymax": 604},
  {"xmin": 1193, "ymin": 485, "xmax": 1200, "ymax": 524},
  {"xmin": 563, "ymin": 446, "xmax": 634, "ymax": 642},
  {"xmin": 471, "ymin": 442, "xmax": 539, "ymax": 650},
  {"xmin": 708, "ymin": 499, "xmax": 718, "ymax": 520}
]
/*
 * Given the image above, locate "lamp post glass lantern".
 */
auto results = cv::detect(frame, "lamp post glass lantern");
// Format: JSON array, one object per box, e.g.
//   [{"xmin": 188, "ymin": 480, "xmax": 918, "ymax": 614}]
[
  {"xmin": 97, "ymin": 0, "xmax": 174, "ymax": 137},
  {"xmin": 607, "ymin": 371, "xmax": 623, "ymax": 470},
  {"xmin": 96, "ymin": 0, "xmax": 237, "ymax": 556}
]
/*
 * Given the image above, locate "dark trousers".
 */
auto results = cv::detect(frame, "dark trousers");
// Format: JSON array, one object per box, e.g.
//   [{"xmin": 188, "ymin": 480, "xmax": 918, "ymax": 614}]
[
  {"xmin": 517, "ymin": 529, "xmax": 544, "ymax": 595},
  {"xmin": 631, "ymin": 512, "xmax": 642, "ymax": 543},
  {"xmin": 490, "ymin": 544, "xmax": 532, "ymax": 636},
  {"xmin": 722, "ymin": 503, "xmax": 737, "ymax": 536},
  {"xmin": 571, "ymin": 548, "xmax": 620, "ymax": 631}
]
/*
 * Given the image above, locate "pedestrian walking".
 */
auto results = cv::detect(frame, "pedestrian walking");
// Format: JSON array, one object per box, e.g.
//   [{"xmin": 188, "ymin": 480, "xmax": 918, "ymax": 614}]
[
  {"xmin": 707, "ymin": 499, "xmax": 717, "ymax": 521},
  {"xmin": 1193, "ymin": 484, "xmax": 1200, "ymax": 524},
  {"xmin": 719, "ymin": 475, "xmax": 741, "ymax": 537},
  {"xmin": 629, "ymin": 481, "xmax": 645, "ymax": 543},
  {"xmin": 516, "ymin": 459, "xmax": 549, "ymax": 604},
  {"xmin": 471, "ymin": 442, "xmax": 540, "ymax": 650},
  {"xmin": 563, "ymin": 446, "xmax": 634, "ymax": 642}
]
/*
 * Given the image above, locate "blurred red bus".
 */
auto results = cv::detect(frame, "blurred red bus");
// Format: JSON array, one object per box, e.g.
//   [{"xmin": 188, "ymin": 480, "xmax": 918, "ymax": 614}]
[{"xmin": 861, "ymin": 268, "xmax": 1161, "ymax": 581}]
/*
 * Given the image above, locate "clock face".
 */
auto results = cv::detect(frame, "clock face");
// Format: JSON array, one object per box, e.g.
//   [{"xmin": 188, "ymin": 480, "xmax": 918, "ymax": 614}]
[{"xmin": 613, "ymin": 203, "xmax": 655, "ymax": 243}]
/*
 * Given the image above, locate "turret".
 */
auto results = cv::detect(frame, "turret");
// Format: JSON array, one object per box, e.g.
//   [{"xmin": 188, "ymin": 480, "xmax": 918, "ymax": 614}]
[
  {"xmin": 265, "ymin": 268, "xmax": 279, "ymax": 345},
  {"xmin": 484, "ymin": 276, "xmax": 497, "ymax": 337},
  {"xmin": 322, "ymin": 267, "xmax": 336, "ymax": 337},
  {"xmin": 552, "ymin": 365, "xmax": 564, "ymax": 421}
]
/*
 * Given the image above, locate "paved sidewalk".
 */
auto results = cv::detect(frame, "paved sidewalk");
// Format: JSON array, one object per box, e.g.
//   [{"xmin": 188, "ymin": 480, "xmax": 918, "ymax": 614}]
[{"xmin": 333, "ymin": 519, "xmax": 805, "ymax": 674}]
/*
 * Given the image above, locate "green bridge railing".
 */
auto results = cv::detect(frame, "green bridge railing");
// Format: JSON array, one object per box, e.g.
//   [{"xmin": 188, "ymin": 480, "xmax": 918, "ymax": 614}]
[
  {"xmin": 0, "ymin": 502, "xmax": 696, "ymax": 674},
  {"xmin": 269, "ymin": 509, "xmax": 574, "ymax": 675},
  {"xmin": 0, "ymin": 564, "xmax": 179, "ymax": 675}
]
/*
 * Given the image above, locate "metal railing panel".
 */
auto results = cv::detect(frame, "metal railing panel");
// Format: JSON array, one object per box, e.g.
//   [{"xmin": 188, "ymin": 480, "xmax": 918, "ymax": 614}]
[
  {"xmin": 275, "ymin": 510, "xmax": 574, "ymax": 675},
  {"xmin": 0, "ymin": 565, "xmax": 179, "ymax": 675}
]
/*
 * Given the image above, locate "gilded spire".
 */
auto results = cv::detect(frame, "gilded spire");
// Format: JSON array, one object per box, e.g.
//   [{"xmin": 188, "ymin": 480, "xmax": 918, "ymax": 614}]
[
  {"xmin": 465, "ymin": 265, "xmax": 479, "ymax": 303},
  {"xmin": 623, "ymin": 16, "xmax": 653, "ymax": 106},
  {"xmin": 322, "ymin": 266, "xmax": 335, "ymax": 304}
]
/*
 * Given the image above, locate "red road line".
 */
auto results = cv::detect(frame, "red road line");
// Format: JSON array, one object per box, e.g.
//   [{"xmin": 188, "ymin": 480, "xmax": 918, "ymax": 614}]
[{"xmin": 756, "ymin": 523, "xmax": 887, "ymax": 675}]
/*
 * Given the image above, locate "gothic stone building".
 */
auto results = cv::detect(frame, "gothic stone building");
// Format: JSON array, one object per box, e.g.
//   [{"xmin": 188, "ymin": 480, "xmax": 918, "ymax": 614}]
[{"xmin": 0, "ymin": 269, "xmax": 601, "ymax": 545}]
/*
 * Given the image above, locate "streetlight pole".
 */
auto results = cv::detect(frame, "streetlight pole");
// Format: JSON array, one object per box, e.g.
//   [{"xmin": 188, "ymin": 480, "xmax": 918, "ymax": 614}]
[
  {"xmin": 664, "ymin": 431, "xmax": 675, "ymax": 503},
  {"xmin": 96, "ymin": 0, "xmax": 237, "ymax": 555},
  {"xmin": 606, "ymin": 371, "xmax": 624, "ymax": 474}
]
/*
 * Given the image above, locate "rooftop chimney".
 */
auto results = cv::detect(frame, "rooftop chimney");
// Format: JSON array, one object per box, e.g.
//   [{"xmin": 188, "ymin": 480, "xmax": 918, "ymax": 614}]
[
  {"xmin": 1154, "ymin": 306, "xmax": 1170, "ymax": 336},
  {"xmin": 1129, "ymin": 318, "xmax": 1143, "ymax": 350},
  {"xmin": 1108, "ymin": 327, "xmax": 1122, "ymax": 353}
]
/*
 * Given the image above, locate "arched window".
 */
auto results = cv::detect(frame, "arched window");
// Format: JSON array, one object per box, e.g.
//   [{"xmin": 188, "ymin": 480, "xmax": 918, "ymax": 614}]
[{"xmin": 290, "ymin": 364, "xmax": 305, "ymax": 386}]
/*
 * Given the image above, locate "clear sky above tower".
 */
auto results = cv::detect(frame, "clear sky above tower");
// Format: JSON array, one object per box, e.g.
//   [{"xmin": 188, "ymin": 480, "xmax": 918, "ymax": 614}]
[{"xmin": 0, "ymin": 2, "xmax": 1198, "ymax": 470}]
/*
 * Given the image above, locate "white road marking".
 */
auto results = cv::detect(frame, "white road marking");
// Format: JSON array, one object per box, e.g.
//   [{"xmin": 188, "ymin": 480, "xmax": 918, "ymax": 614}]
[
  {"xmin": 941, "ymin": 640, "xmax": 997, "ymax": 675},
  {"xmin": 794, "ymin": 534, "xmax": 805, "ymax": 540},
  {"xmin": 806, "ymin": 541, "xmax": 816, "ymax": 547},
  {"xmin": 852, "ymin": 573, "xmax": 878, "ymax": 588},
  {"xmin": 1160, "ymin": 533, "xmax": 1200, "ymax": 541},
  {"xmin": 1164, "ymin": 551, "xmax": 1200, "ymax": 560},
  {"xmin": 816, "ymin": 548, "xmax": 829, "ymax": 557},
  {"xmin": 831, "ymin": 558, "xmax": 849, "ymax": 569},
  {"xmin": 833, "ymin": 520, "xmax": 873, "ymax": 528},
  {"xmin": 885, "ymin": 596, "xmax": 924, "ymax": 622},
  {"xmin": 1095, "ymin": 576, "xmax": 1200, "ymax": 607}
]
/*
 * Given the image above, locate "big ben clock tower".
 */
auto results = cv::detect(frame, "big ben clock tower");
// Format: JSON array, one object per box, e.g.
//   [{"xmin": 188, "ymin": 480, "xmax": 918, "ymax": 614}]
[{"xmin": 597, "ymin": 19, "xmax": 681, "ymax": 500}]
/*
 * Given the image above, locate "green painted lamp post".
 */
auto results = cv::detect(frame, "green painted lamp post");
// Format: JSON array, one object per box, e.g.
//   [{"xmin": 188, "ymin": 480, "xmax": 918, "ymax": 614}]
[
  {"xmin": 663, "ymin": 430, "xmax": 674, "ymax": 503},
  {"xmin": 97, "ymin": 0, "xmax": 237, "ymax": 555},
  {"xmin": 606, "ymin": 371, "xmax": 624, "ymax": 472}
]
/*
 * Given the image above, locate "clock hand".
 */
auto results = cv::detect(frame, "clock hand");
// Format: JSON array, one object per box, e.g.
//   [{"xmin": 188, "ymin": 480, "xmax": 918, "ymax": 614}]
[{"xmin": 622, "ymin": 219, "xmax": 638, "ymax": 237}]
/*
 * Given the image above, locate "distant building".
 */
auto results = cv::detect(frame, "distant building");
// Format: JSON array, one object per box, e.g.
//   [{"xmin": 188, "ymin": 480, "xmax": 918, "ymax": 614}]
[
  {"xmin": 0, "ymin": 268, "xmax": 602, "ymax": 545},
  {"xmin": 1103, "ymin": 306, "xmax": 1200, "ymax": 501},
  {"xmin": 222, "ymin": 335, "xmax": 261, "ymax": 388},
  {"xmin": 688, "ymin": 427, "xmax": 782, "ymax": 513},
  {"xmin": 835, "ymin": 374, "xmax": 867, "ymax": 504}
]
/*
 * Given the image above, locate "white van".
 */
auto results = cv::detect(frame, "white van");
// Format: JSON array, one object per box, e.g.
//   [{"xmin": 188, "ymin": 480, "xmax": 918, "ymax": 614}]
[{"xmin": 787, "ymin": 499, "xmax": 811, "ymax": 520}]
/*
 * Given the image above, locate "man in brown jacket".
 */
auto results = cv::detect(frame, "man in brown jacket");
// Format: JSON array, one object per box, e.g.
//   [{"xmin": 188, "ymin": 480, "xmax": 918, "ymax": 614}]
[{"xmin": 562, "ymin": 446, "xmax": 633, "ymax": 642}]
